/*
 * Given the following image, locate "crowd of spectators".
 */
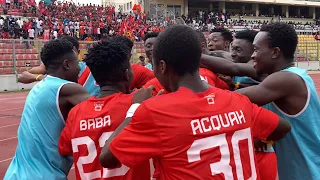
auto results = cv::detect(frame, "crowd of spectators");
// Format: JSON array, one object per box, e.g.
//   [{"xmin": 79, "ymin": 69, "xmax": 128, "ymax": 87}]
[
  {"xmin": 186, "ymin": 10, "xmax": 320, "ymax": 32},
  {"xmin": 0, "ymin": 1, "xmax": 166, "ymax": 42},
  {"xmin": 1, "ymin": 1, "xmax": 320, "ymax": 42}
]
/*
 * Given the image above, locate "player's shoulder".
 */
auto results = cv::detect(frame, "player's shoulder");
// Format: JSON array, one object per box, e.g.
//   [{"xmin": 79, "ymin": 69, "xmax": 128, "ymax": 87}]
[
  {"xmin": 262, "ymin": 70, "xmax": 305, "ymax": 88},
  {"xmin": 70, "ymin": 97, "xmax": 93, "ymax": 114}
]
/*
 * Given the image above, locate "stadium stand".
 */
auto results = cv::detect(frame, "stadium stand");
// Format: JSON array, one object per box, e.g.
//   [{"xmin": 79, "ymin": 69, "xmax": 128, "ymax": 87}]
[
  {"xmin": 0, "ymin": 40, "xmax": 40, "ymax": 75},
  {"xmin": 0, "ymin": 0, "xmax": 320, "ymax": 76}
]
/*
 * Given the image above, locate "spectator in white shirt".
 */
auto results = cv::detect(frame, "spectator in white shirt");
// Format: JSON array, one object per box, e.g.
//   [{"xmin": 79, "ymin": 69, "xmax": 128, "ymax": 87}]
[{"xmin": 28, "ymin": 28, "xmax": 35, "ymax": 46}]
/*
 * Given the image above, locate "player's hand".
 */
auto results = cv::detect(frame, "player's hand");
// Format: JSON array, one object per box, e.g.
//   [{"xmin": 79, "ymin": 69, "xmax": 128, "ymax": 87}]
[
  {"xmin": 132, "ymin": 85, "xmax": 155, "ymax": 104},
  {"xmin": 254, "ymin": 139, "xmax": 268, "ymax": 152}
]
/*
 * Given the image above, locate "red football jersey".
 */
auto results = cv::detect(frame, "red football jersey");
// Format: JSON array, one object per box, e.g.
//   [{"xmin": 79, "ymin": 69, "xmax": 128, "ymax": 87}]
[
  {"xmin": 143, "ymin": 69, "xmax": 228, "ymax": 96},
  {"xmin": 199, "ymin": 68, "xmax": 229, "ymax": 90},
  {"xmin": 59, "ymin": 93, "xmax": 151, "ymax": 180},
  {"xmin": 130, "ymin": 64, "xmax": 154, "ymax": 90},
  {"xmin": 110, "ymin": 87, "xmax": 279, "ymax": 180},
  {"xmin": 143, "ymin": 78, "xmax": 168, "ymax": 96}
]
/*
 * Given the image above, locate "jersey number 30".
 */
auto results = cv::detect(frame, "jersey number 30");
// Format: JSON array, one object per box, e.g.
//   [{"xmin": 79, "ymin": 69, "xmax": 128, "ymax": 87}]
[
  {"xmin": 72, "ymin": 132, "xmax": 129, "ymax": 179},
  {"xmin": 187, "ymin": 128, "xmax": 257, "ymax": 179}
]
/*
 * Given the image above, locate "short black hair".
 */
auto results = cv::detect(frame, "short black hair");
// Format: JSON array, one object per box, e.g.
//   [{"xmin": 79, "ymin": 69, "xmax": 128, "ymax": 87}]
[
  {"xmin": 153, "ymin": 25, "xmax": 201, "ymax": 76},
  {"xmin": 61, "ymin": 35, "xmax": 79, "ymax": 51},
  {"xmin": 108, "ymin": 35, "xmax": 133, "ymax": 52},
  {"xmin": 211, "ymin": 28, "xmax": 233, "ymax": 43},
  {"xmin": 84, "ymin": 39, "xmax": 131, "ymax": 85},
  {"xmin": 235, "ymin": 30, "xmax": 258, "ymax": 43},
  {"xmin": 143, "ymin": 32, "xmax": 159, "ymax": 42},
  {"xmin": 260, "ymin": 22, "xmax": 298, "ymax": 60},
  {"xmin": 41, "ymin": 39, "xmax": 75, "ymax": 70},
  {"xmin": 195, "ymin": 31, "xmax": 207, "ymax": 45}
]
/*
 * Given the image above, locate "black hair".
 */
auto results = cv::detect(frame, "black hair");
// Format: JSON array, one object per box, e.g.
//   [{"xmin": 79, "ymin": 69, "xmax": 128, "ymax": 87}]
[
  {"xmin": 153, "ymin": 25, "xmax": 201, "ymax": 76},
  {"xmin": 40, "ymin": 39, "xmax": 75, "ymax": 70},
  {"xmin": 195, "ymin": 31, "xmax": 207, "ymax": 45},
  {"xmin": 143, "ymin": 32, "xmax": 159, "ymax": 42},
  {"xmin": 260, "ymin": 22, "xmax": 298, "ymax": 60},
  {"xmin": 235, "ymin": 30, "xmax": 258, "ymax": 43},
  {"xmin": 108, "ymin": 35, "xmax": 133, "ymax": 52},
  {"xmin": 61, "ymin": 35, "xmax": 79, "ymax": 51},
  {"xmin": 211, "ymin": 28, "xmax": 233, "ymax": 43},
  {"xmin": 84, "ymin": 39, "xmax": 131, "ymax": 85}
]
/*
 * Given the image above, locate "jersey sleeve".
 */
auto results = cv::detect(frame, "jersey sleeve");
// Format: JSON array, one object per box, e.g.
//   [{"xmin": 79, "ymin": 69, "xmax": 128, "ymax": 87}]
[
  {"xmin": 58, "ymin": 108, "xmax": 74, "ymax": 156},
  {"xmin": 143, "ymin": 78, "xmax": 168, "ymax": 96},
  {"xmin": 130, "ymin": 64, "xmax": 154, "ymax": 90},
  {"xmin": 251, "ymin": 104, "xmax": 279, "ymax": 140},
  {"xmin": 110, "ymin": 103, "xmax": 162, "ymax": 168}
]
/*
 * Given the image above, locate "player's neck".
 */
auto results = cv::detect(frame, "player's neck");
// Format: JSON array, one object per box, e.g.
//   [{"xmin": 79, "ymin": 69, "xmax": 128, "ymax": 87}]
[
  {"xmin": 174, "ymin": 73, "xmax": 209, "ymax": 93},
  {"xmin": 273, "ymin": 60, "xmax": 294, "ymax": 73},
  {"xmin": 46, "ymin": 70, "xmax": 67, "ymax": 81},
  {"xmin": 97, "ymin": 85, "xmax": 124, "ymax": 98}
]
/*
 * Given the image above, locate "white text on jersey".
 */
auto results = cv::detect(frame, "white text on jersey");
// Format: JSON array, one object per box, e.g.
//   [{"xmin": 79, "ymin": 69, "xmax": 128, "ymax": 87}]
[
  {"xmin": 80, "ymin": 115, "xmax": 111, "ymax": 131},
  {"xmin": 191, "ymin": 110, "xmax": 245, "ymax": 135}
]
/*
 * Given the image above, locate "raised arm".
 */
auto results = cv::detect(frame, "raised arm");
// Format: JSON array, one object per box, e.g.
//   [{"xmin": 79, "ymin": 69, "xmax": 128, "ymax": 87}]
[
  {"xmin": 201, "ymin": 54, "xmax": 257, "ymax": 78},
  {"xmin": 236, "ymin": 71, "xmax": 302, "ymax": 106}
]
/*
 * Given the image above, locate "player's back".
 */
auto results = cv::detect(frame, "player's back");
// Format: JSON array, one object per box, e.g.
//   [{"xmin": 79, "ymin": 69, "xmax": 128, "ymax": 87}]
[
  {"xmin": 4, "ymin": 76, "xmax": 74, "ymax": 180},
  {"xmin": 264, "ymin": 67, "xmax": 320, "ymax": 180},
  {"xmin": 59, "ymin": 93, "xmax": 151, "ymax": 180},
  {"xmin": 143, "ymin": 87, "xmax": 269, "ymax": 180}
]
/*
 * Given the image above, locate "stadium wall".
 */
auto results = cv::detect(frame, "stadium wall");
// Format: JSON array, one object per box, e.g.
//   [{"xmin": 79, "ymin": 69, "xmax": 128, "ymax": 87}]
[{"xmin": 0, "ymin": 61, "xmax": 319, "ymax": 92}]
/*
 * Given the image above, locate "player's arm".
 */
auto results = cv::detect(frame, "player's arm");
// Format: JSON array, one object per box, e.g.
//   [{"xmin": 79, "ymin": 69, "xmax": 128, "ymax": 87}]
[
  {"xmin": 60, "ymin": 83, "xmax": 90, "ymax": 106},
  {"xmin": 251, "ymin": 103, "xmax": 291, "ymax": 141},
  {"xmin": 18, "ymin": 64, "xmax": 46, "ymax": 84},
  {"xmin": 28, "ymin": 63, "xmax": 46, "ymax": 74},
  {"xmin": 201, "ymin": 54, "xmax": 257, "ymax": 78},
  {"xmin": 236, "ymin": 71, "xmax": 301, "ymax": 106},
  {"xmin": 58, "ymin": 108, "xmax": 75, "ymax": 156}
]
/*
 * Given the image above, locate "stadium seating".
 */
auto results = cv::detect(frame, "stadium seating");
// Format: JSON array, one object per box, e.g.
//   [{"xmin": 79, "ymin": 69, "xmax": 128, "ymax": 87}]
[
  {"xmin": 78, "ymin": 42, "xmax": 146, "ymax": 64},
  {"xmin": 0, "ymin": 41, "xmax": 40, "ymax": 75},
  {"xmin": 297, "ymin": 35, "xmax": 320, "ymax": 61}
]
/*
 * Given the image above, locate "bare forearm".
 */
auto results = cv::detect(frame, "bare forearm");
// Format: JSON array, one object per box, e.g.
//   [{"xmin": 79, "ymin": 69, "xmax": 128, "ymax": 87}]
[
  {"xmin": 201, "ymin": 54, "xmax": 257, "ymax": 77},
  {"xmin": 18, "ymin": 71, "xmax": 44, "ymax": 84}
]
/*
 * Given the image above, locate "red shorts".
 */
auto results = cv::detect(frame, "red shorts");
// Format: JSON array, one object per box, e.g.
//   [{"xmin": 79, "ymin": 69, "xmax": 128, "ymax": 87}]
[{"xmin": 255, "ymin": 152, "xmax": 278, "ymax": 180}]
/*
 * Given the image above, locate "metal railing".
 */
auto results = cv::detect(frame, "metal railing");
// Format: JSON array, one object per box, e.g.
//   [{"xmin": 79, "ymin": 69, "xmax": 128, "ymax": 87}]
[{"xmin": 0, "ymin": 39, "xmax": 146, "ymax": 75}]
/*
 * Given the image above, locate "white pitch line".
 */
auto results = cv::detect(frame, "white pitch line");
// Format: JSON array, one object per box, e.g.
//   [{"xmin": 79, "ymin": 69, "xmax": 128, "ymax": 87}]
[
  {"xmin": 0, "ymin": 157, "xmax": 13, "ymax": 163},
  {"xmin": 0, "ymin": 137, "xmax": 17, "ymax": 142},
  {"xmin": 0, "ymin": 123, "xmax": 20, "ymax": 129}
]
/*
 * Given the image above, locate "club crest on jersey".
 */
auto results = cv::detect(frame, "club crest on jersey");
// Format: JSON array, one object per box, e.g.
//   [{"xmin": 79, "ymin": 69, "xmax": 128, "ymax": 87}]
[
  {"xmin": 205, "ymin": 93, "xmax": 215, "ymax": 105},
  {"xmin": 94, "ymin": 101, "xmax": 104, "ymax": 111}
]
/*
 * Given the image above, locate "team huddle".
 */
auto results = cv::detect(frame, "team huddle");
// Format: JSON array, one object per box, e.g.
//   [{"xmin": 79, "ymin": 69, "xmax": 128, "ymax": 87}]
[{"xmin": 4, "ymin": 22, "xmax": 320, "ymax": 180}]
